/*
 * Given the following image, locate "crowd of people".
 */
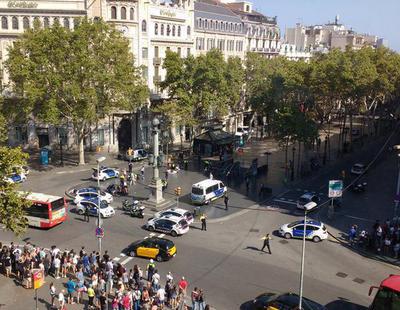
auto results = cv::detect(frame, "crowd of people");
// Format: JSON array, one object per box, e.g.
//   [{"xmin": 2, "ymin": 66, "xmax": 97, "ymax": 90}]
[
  {"xmin": 349, "ymin": 218, "xmax": 400, "ymax": 259},
  {"xmin": 0, "ymin": 242, "xmax": 211, "ymax": 310}
]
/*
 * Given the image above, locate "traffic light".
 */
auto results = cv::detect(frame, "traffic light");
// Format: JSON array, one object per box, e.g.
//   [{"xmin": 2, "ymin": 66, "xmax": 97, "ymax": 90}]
[{"xmin": 174, "ymin": 187, "xmax": 182, "ymax": 196}]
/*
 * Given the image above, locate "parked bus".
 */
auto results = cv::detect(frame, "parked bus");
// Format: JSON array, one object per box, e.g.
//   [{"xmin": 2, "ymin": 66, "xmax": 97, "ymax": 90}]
[
  {"xmin": 21, "ymin": 192, "xmax": 67, "ymax": 228},
  {"xmin": 369, "ymin": 274, "xmax": 400, "ymax": 310}
]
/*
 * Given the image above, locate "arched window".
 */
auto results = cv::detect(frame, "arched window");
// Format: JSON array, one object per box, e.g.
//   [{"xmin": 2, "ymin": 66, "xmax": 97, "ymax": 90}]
[
  {"xmin": 72, "ymin": 18, "xmax": 79, "ymax": 29},
  {"xmin": 12, "ymin": 16, "xmax": 18, "ymax": 29},
  {"xmin": 22, "ymin": 17, "xmax": 29, "ymax": 29},
  {"xmin": 53, "ymin": 17, "xmax": 59, "ymax": 25},
  {"xmin": 166, "ymin": 24, "xmax": 170, "ymax": 36},
  {"xmin": 130, "ymin": 8, "xmax": 134, "ymax": 20},
  {"xmin": 1, "ymin": 17, "xmax": 8, "ymax": 30},
  {"xmin": 141, "ymin": 20, "xmax": 146, "ymax": 32},
  {"xmin": 187, "ymin": 25, "xmax": 191, "ymax": 35},
  {"xmin": 178, "ymin": 25, "xmax": 181, "ymax": 36},
  {"xmin": 33, "ymin": 17, "xmax": 40, "ymax": 27},
  {"xmin": 43, "ymin": 17, "xmax": 49, "ymax": 28},
  {"xmin": 198, "ymin": 18, "xmax": 201, "ymax": 28},
  {"xmin": 63, "ymin": 18, "xmax": 70, "ymax": 29},
  {"xmin": 121, "ymin": 7, "xmax": 126, "ymax": 20},
  {"xmin": 204, "ymin": 19, "xmax": 208, "ymax": 29},
  {"xmin": 161, "ymin": 24, "xmax": 164, "ymax": 35},
  {"xmin": 154, "ymin": 23, "xmax": 158, "ymax": 35},
  {"xmin": 111, "ymin": 6, "xmax": 117, "ymax": 19},
  {"xmin": 172, "ymin": 25, "xmax": 175, "ymax": 36}
]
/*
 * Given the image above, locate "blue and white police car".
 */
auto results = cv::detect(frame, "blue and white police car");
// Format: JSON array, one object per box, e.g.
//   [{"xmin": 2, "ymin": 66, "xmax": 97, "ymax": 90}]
[
  {"xmin": 279, "ymin": 220, "xmax": 328, "ymax": 242},
  {"xmin": 91, "ymin": 166, "xmax": 120, "ymax": 181},
  {"xmin": 5, "ymin": 172, "xmax": 27, "ymax": 184},
  {"xmin": 73, "ymin": 187, "xmax": 113, "ymax": 204},
  {"xmin": 191, "ymin": 179, "xmax": 227, "ymax": 205},
  {"xmin": 76, "ymin": 197, "xmax": 115, "ymax": 218}
]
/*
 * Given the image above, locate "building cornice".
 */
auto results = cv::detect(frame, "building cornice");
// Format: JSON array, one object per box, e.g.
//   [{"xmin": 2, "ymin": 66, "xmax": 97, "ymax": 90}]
[{"xmin": 0, "ymin": 8, "xmax": 86, "ymax": 15}]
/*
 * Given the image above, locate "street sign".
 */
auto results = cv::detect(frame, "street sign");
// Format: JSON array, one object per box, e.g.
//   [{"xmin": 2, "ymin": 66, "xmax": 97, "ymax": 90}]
[
  {"xmin": 32, "ymin": 269, "xmax": 45, "ymax": 289},
  {"xmin": 328, "ymin": 180, "xmax": 343, "ymax": 198},
  {"xmin": 95, "ymin": 227, "xmax": 104, "ymax": 238}
]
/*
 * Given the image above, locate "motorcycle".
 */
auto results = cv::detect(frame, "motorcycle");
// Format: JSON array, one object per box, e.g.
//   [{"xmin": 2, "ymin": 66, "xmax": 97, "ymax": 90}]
[
  {"xmin": 351, "ymin": 182, "xmax": 367, "ymax": 193},
  {"xmin": 122, "ymin": 199, "xmax": 140, "ymax": 211},
  {"xmin": 106, "ymin": 184, "xmax": 128, "ymax": 196},
  {"xmin": 130, "ymin": 204, "xmax": 145, "ymax": 218}
]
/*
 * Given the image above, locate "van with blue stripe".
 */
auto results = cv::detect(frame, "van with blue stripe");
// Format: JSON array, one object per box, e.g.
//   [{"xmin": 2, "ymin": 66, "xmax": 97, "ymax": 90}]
[{"xmin": 191, "ymin": 179, "xmax": 227, "ymax": 205}]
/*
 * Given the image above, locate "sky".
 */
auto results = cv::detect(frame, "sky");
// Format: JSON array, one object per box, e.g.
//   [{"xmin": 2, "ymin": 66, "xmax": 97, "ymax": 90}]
[{"xmin": 251, "ymin": 0, "xmax": 400, "ymax": 52}]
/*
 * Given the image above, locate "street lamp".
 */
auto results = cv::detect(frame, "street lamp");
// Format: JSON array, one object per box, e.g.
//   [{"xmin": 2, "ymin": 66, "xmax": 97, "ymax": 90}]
[
  {"xmin": 96, "ymin": 156, "xmax": 106, "ymax": 257},
  {"xmin": 298, "ymin": 201, "xmax": 317, "ymax": 310}
]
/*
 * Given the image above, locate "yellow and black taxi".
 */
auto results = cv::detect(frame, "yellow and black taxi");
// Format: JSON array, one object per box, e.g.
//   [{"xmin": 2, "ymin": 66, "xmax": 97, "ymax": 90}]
[{"xmin": 126, "ymin": 237, "xmax": 177, "ymax": 262}]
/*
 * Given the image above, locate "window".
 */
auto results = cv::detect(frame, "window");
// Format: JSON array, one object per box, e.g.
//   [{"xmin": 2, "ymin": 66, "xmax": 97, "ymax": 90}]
[
  {"xmin": 178, "ymin": 25, "xmax": 181, "ymax": 36},
  {"xmin": 130, "ymin": 8, "xmax": 134, "ymax": 20},
  {"xmin": 15, "ymin": 126, "xmax": 27, "ymax": 143},
  {"xmin": 141, "ymin": 20, "xmax": 146, "ymax": 32},
  {"xmin": 1, "ymin": 17, "xmax": 8, "ymax": 30},
  {"xmin": 43, "ymin": 17, "xmax": 49, "ymax": 28},
  {"xmin": 198, "ymin": 18, "xmax": 201, "ymax": 28},
  {"xmin": 187, "ymin": 48, "xmax": 191, "ymax": 56},
  {"xmin": 172, "ymin": 25, "xmax": 175, "ymax": 36},
  {"xmin": 26, "ymin": 203, "xmax": 49, "ymax": 219},
  {"xmin": 22, "ymin": 17, "xmax": 29, "ymax": 29},
  {"xmin": 98, "ymin": 129, "xmax": 105, "ymax": 146},
  {"xmin": 154, "ymin": 46, "xmax": 159, "ymax": 58},
  {"xmin": 142, "ymin": 47, "xmax": 148, "ymax": 59},
  {"xmin": 204, "ymin": 19, "xmax": 208, "ymax": 29},
  {"xmin": 161, "ymin": 24, "xmax": 164, "ymax": 35},
  {"xmin": 121, "ymin": 7, "xmax": 126, "ymax": 19},
  {"xmin": 142, "ymin": 66, "xmax": 148, "ymax": 80},
  {"xmin": 206, "ymin": 186, "xmax": 213, "ymax": 194},
  {"xmin": 177, "ymin": 47, "xmax": 181, "ymax": 57},
  {"xmin": 154, "ymin": 23, "xmax": 158, "ymax": 35},
  {"xmin": 72, "ymin": 18, "xmax": 79, "ymax": 29},
  {"xmin": 246, "ymin": 4, "xmax": 250, "ymax": 12},
  {"xmin": 111, "ymin": 6, "xmax": 117, "ymax": 19},
  {"xmin": 63, "ymin": 18, "xmax": 70, "ymax": 29},
  {"xmin": 187, "ymin": 25, "xmax": 191, "ymax": 35},
  {"xmin": 12, "ymin": 16, "xmax": 18, "ymax": 29},
  {"xmin": 166, "ymin": 47, "xmax": 170, "ymax": 52},
  {"xmin": 53, "ymin": 17, "xmax": 59, "ymax": 25},
  {"xmin": 166, "ymin": 24, "xmax": 170, "ymax": 36}
]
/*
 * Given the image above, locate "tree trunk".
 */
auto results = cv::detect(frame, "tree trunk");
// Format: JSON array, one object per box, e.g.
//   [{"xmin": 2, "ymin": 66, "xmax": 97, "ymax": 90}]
[
  {"xmin": 78, "ymin": 133, "xmax": 85, "ymax": 165},
  {"xmin": 297, "ymin": 141, "xmax": 301, "ymax": 177},
  {"xmin": 285, "ymin": 138, "xmax": 289, "ymax": 179},
  {"xmin": 349, "ymin": 112, "xmax": 353, "ymax": 152}
]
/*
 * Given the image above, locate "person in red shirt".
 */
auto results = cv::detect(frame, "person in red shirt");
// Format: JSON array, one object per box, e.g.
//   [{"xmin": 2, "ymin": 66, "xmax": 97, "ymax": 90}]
[{"xmin": 178, "ymin": 276, "xmax": 188, "ymax": 296}]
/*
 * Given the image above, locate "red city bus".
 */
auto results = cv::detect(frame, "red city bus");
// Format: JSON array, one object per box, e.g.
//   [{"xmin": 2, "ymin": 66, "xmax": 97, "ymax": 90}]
[
  {"xmin": 369, "ymin": 274, "xmax": 400, "ymax": 310},
  {"xmin": 21, "ymin": 192, "xmax": 67, "ymax": 228}
]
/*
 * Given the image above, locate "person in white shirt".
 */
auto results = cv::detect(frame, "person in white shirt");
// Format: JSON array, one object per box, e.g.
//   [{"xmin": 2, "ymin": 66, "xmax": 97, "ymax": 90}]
[
  {"xmin": 157, "ymin": 287, "xmax": 166, "ymax": 306},
  {"xmin": 152, "ymin": 270, "xmax": 160, "ymax": 290},
  {"xmin": 58, "ymin": 289, "xmax": 65, "ymax": 309},
  {"xmin": 166, "ymin": 271, "xmax": 173, "ymax": 283},
  {"xmin": 53, "ymin": 256, "xmax": 61, "ymax": 279}
]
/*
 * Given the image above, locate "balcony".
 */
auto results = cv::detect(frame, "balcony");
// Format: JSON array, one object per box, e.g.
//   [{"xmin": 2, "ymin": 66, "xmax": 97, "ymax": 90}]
[{"xmin": 153, "ymin": 57, "xmax": 162, "ymax": 65}]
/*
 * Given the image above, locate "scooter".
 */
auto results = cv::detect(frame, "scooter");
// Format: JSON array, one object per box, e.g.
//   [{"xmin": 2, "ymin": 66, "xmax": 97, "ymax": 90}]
[
  {"xmin": 130, "ymin": 204, "xmax": 145, "ymax": 218},
  {"xmin": 122, "ymin": 199, "xmax": 140, "ymax": 211}
]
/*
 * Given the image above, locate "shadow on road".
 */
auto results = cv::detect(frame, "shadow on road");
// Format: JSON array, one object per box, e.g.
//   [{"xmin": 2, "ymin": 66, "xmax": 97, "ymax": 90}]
[
  {"xmin": 325, "ymin": 299, "xmax": 368, "ymax": 310},
  {"xmin": 243, "ymin": 245, "xmax": 261, "ymax": 252}
]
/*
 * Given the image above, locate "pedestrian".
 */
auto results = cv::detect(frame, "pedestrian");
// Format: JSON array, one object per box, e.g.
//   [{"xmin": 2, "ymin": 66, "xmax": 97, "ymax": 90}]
[
  {"xmin": 50, "ymin": 282, "xmax": 56, "ymax": 308},
  {"xmin": 87, "ymin": 284, "xmax": 96, "ymax": 309},
  {"xmin": 58, "ymin": 289, "xmax": 66, "ymax": 310},
  {"xmin": 224, "ymin": 195, "xmax": 229, "ymax": 211},
  {"xmin": 84, "ymin": 205, "xmax": 90, "ymax": 223},
  {"xmin": 260, "ymin": 233, "xmax": 272, "ymax": 254},
  {"xmin": 140, "ymin": 166, "xmax": 145, "ymax": 181},
  {"xmin": 209, "ymin": 172, "xmax": 213, "ymax": 180},
  {"xmin": 98, "ymin": 291, "xmax": 108, "ymax": 310},
  {"xmin": 66, "ymin": 277, "xmax": 76, "ymax": 304},
  {"xmin": 200, "ymin": 214, "xmax": 207, "ymax": 231},
  {"xmin": 128, "ymin": 161, "xmax": 133, "ymax": 174},
  {"xmin": 147, "ymin": 259, "xmax": 155, "ymax": 282},
  {"xmin": 178, "ymin": 276, "xmax": 188, "ymax": 297},
  {"xmin": 349, "ymin": 225, "xmax": 357, "ymax": 245},
  {"xmin": 191, "ymin": 287, "xmax": 199, "ymax": 310},
  {"xmin": 165, "ymin": 170, "xmax": 169, "ymax": 180},
  {"xmin": 245, "ymin": 176, "xmax": 250, "ymax": 192}
]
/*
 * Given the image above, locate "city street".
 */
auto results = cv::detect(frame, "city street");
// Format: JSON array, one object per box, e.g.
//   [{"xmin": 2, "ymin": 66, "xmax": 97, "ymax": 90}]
[{"xmin": 1, "ymin": 134, "xmax": 400, "ymax": 309}]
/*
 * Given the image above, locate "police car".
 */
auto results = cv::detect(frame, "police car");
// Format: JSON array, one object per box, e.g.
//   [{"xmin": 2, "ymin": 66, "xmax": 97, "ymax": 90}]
[
  {"xmin": 73, "ymin": 187, "xmax": 113, "ymax": 204},
  {"xmin": 152, "ymin": 208, "xmax": 194, "ymax": 225},
  {"xmin": 191, "ymin": 179, "xmax": 227, "ymax": 205},
  {"xmin": 279, "ymin": 220, "xmax": 328, "ymax": 242},
  {"xmin": 76, "ymin": 198, "xmax": 115, "ymax": 218},
  {"xmin": 5, "ymin": 173, "xmax": 27, "ymax": 184},
  {"xmin": 91, "ymin": 166, "xmax": 120, "ymax": 181},
  {"xmin": 145, "ymin": 215, "xmax": 189, "ymax": 237}
]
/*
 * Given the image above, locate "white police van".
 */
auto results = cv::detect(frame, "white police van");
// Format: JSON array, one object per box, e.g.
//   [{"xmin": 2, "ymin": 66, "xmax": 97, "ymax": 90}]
[{"xmin": 191, "ymin": 179, "xmax": 227, "ymax": 205}]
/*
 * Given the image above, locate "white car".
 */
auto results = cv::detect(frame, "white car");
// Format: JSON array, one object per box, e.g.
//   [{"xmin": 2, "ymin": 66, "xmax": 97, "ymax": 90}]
[
  {"xmin": 91, "ymin": 167, "xmax": 120, "ymax": 181},
  {"xmin": 5, "ymin": 173, "xmax": 27, "ymax": 184},
  {"xmin": 73, "ymin": 188, "xmax": 113, "ymax": 204},
  {"xmin": 279, "ymin": 220, "xmax": 328, "ymax": 242},
  {"xmin": 153, "ymin": 208, "xmax": 194, "ymax": 225},
  {"xmin": 76, "ymin": 198, "xmax": 115, "ymax": 218},
  {"xmin": 146, "ymin": 215, "xmax": 189, "ymax": 237},
  {"xmin": 296, "ymin": 193, "xmax": 320, "ymax": 210},
  {"xmin": 351, "ymin": 163, "xmax": 365, "ymax": 175}
]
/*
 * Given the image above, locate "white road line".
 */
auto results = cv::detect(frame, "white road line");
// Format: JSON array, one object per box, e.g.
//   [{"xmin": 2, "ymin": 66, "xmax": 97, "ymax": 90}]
[
  {"xmin": 120, "ymin": 257, "xmax": 133, "ymax": 265},
  {"xmin": 273, "ymin": 199, "xmax": 297, "ymax": 205},
  {"xmin": 344, "ymin": 215, "xmax": 375, "ymax": 222},
  {"xmin": 56, "ymin": 169, "xmax": 89, "ymax": 175},
  {"xmin": 158, "ymin": 234, "xmax": 165, "ymax": 238},
  {"xmin": 113, "ymin": 257, "xmax": 121, "ymax": 261},
  {"xmin": 149, "ymin": 233, "xmax": 155, "ymax": 237},
  {"xmin": 120, "ymin": 253, "xmax": 126, "ymax": 257}
]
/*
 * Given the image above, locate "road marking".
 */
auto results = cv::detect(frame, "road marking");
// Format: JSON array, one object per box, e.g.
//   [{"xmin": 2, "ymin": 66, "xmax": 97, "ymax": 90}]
[
  {"xmin": 56, "ymin": 169, "xmax": 89, "ymax": 174},
  {"xmin": 120, "ymin": 253, "xmax": 126, "ymax": 257},
  {"xmin": 149, "ymin": 233, "xmax": 155, "ymax": 237},
  {"xmin": 113, "ymin": 257, "xmax": 121, "ymax": 261},
  {"xmin": 158, "ymin": 234, "xmax": 165, "ymax": 238},
  {"xmin": 343, "ymin": 215, "xmax": 375, "ymax": 222},
  {"xmin": 273, "ymin": 199, "xmax": 297, "ymax": 205},
  {"xmin": 121, "ymin": 257, "xmax": 133, "ymax": 265}
]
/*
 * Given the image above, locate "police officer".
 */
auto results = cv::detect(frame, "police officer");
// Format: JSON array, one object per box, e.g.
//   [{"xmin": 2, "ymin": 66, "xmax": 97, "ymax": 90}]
[
  {"xmin": 84, "ymin": 205, "xmax": 90, "ymax": 223},
  {"xmin": 147, "ymin": 259, "xmax": 155, "ymax": 282},
  {"xmin": 200, "ymin": 214, "xmax": 207, "ymax": 231},
  {"xmin": 260, "ymin": 233, "xmax": 271, "ymax": 254},
  {"xmin": 224, "ymin": 195, "xmax": 229, "ymax": 211}
]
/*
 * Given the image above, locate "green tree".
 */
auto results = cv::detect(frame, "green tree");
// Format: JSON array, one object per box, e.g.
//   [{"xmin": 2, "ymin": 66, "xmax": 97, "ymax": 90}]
[{"xmin": 5, "ymin": 18, "xmax": 148, "ymax": 164}]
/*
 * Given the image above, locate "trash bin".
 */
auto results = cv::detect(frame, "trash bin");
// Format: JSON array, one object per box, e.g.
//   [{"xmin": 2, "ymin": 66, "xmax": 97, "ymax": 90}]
[{"xmin": 40, "ymin": 148, "xmax": 49, "ymax": 165}]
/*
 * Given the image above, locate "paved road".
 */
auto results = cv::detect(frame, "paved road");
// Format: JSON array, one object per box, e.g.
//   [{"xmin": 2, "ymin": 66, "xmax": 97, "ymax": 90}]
[{"xmin": 1, "ymin": 132, "xmax": 399, "ymax": 309}]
